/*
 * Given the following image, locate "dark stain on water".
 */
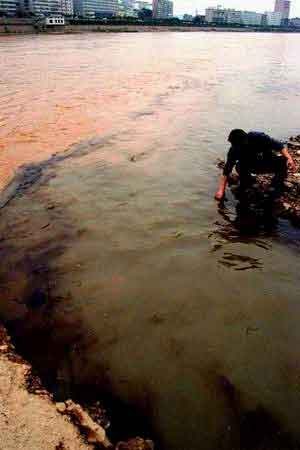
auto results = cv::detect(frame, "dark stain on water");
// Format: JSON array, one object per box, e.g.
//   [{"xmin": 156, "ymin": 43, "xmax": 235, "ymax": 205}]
[{"xmin": 1, "ymin": 150, "xmax": 300, "ymax": 450}]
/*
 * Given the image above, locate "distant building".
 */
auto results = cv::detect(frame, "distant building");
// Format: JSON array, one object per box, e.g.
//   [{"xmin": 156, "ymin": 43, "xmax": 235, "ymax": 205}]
[
  {"xmin": 116, "ymin": 0, "xmax": 136, "ymax": 16},
  {"xmin": 73, "ymin": 0, "xmax": 118, "ymax": 17},
  {"xmin": 21, "ymin": 0, "xmax": 62, "ymax": 16},
  {"xmin": 118, "ymin": 0, "xmax": 141, "ymax": 16},
  {"xmin": 274, "ymin": 0, "xmax": 290, "ymax": 24},
  {"xmin": 290, "ymin": 16, "xmax": 300, "ymax": 26},
  {"xmin": 60, "ymin": 0, "xmax": 73, "ymax": 15},
  {"xmin": 152, "ymin": 0, "xmax": 172, "ymax": 18},
  {"xmin": 241, "ymin": 11, "xmax": 263, "ymax": 26},
  {"xmin": 134, "ymin": 0, "xmax": 151, "ymax": 10},
  {"xmin": 265, "ymin": 10, "xmax": 282, "ymax": 25},
  {"xmin": 226, "ymin": 9, "xmax": 242, "ymax": 24},
  {"xmin": 0, "ymin": 0, "xmax": 18, "ymax": 16},
  {"xmin": 205, "ymin": 6, "xmax": 228, "ymax": 24},
  {"xmin": 205, "ymin": 7, "xmax": 262, "ymax": 26},
  {"xmin": 203, "ymin": 5, "xmax": 285, "ymax": 27}
]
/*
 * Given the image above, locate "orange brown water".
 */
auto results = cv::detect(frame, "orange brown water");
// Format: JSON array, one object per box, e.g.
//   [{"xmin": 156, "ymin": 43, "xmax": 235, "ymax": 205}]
[{"xmin": 1, "ymin": 32, "xmax": 300, "ymax": 188}]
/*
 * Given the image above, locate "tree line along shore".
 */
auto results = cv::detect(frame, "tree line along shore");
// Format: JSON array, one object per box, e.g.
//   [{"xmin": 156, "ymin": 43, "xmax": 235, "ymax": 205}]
[{"xmin": 1, "ymin": 17, "xmax": 300, "ymax": 34}]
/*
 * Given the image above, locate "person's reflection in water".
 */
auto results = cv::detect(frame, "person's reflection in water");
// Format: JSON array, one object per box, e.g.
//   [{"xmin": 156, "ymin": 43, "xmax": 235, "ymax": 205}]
[
  {"xmin": 213, "ymin": 192, "xmax": 277, "ymax": 270},
  {"xmin": 218, "ymin": 188, "xmax": 279, "ymax": 239}
]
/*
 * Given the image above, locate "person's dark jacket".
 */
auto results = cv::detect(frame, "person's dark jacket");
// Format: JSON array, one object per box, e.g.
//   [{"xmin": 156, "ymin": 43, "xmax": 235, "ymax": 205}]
[{"xmin": 223, "ymin": 131, "xmax": 284, "ymax": 177}]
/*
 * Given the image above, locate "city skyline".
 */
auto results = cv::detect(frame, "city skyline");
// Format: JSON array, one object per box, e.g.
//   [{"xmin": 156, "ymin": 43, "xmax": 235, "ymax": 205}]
[{"xmin": 174, "ymin": 0, "xmax": 299, "ymax": 17}]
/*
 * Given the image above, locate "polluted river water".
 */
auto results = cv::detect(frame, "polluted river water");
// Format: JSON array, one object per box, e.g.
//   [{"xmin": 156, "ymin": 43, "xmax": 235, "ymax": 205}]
[{"xmin": 1, "ymin": 32, "xmax": 300, "ymax": 449}]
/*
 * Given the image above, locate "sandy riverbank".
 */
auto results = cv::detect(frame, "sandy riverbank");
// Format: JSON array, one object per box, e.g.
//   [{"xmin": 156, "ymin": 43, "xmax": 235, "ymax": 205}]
[{"xmin": 0, "ymin": 324, "xmax": 154, "ymax": 449}]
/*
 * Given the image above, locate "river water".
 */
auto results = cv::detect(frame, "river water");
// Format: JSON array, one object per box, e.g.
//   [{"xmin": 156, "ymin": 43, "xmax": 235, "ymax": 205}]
[{"xmin": 1, "ymin": 32, "xmax": 300, "ymax": 450}]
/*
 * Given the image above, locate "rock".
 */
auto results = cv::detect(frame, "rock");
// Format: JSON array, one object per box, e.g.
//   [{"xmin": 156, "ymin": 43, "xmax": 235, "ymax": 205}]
[
  {"xmin": 150, "ymin": 313, "xmax": 165, "ymax": 324},
  {"xmin": 56, "ymin": 402, "xmax": 67, "ymax": 414},
  {"xmin": 297, "ymin": 150, "xmax": 300, "ymax": 156},
  {"xmin": 173, "ymin": 231, "xmax": 183, "ymax": 238},
  {"xmin": 59, "ymin": 400, "xmax": 111, "ymax": 447},
  {"xmin": 283, "ymin": 202, "xmax": 292, "ymax": 211},
  {"xmin": 116, "ymin": 437, "xmax": 154, "ymax": 450},
  {"xmin": 0, "ymin": 344, "xmax": 9, "ymax": 352}
]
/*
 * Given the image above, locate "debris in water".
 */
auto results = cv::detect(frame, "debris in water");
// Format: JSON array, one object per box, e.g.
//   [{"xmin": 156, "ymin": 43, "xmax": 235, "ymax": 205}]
[
  {"xmin": 173, "ymin": 231, "xmax": 183, "ymax": 238},
  {"xmin": 246, "ymin": 326, "xmax": 260, "ymax": 335},
  {"xmin": 116, "ymin": 437, "xmax": 154, "ymax": 450}
]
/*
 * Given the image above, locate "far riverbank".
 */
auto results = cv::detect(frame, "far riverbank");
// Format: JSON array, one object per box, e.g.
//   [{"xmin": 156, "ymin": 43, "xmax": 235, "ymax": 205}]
[{"xmin": 1, "ymin": 18, "xmax": 300, "ymax": 34}]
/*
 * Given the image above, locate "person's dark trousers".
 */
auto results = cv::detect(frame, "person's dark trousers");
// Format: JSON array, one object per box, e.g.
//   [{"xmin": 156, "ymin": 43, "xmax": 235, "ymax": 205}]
[{"xmin": 236, "ymin": 155, "xmax": 287, "ymax": 193}]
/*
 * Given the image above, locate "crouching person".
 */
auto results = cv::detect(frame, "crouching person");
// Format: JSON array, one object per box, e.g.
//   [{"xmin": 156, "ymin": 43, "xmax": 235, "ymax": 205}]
[{"xmin": 215, "ymin": 129, "xmax": 296, "ymax": 201}]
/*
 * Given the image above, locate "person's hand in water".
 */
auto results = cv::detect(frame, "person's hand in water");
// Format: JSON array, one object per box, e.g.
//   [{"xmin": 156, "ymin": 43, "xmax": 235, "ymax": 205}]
[
  {"xmin": 215, "ymin": 189, "xmax": 225, "ymax": 201},
  {"xmin": 215, "ymin": 175, "xmax": 228, "ymax": 201}
]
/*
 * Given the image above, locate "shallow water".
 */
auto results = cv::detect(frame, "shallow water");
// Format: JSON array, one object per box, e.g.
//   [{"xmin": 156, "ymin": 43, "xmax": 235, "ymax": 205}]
[{"xmin": 1, "ymin": 32, "xmax": 300, "ymax": 449}]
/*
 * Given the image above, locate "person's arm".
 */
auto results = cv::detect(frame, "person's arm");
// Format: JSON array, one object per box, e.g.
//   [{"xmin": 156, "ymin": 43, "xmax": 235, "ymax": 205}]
[
  {"xmin": 215, "ymin": 175, "xmax": 228, "ymax": 201},
  {"xmin": 215, "ymin": 147, "xmax": 235, "ymax": 201},
  {"xmin": 269, "ymin": 136, "xmax": 296, "ymax": 172},
  {"xmin": 281, "ymin": 146, "xmax": 296, "ymax": 172}
]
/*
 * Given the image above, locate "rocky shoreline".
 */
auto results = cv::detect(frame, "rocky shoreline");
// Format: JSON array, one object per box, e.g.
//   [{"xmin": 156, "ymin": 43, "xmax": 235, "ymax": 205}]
[
  {"xmin": 0, "ymin": 324, "xmax": 154, "ymax": 450},
  {"xmin": 217, "ymin": 135, "xmax": 300, "ymax": 227}
]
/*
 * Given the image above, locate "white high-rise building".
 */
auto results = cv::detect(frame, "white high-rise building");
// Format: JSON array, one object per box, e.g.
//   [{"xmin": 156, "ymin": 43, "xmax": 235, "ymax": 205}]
[
  {"xmin": 265, "ymin": 10, "xmax": 282, "ymax": 25},
  {"xmin": 241, "ymin": 11, "xmax": 263, "ymax": 25},
  {"xmin": 0, "ymin": 0, "xmax": 18, "ymax": 15},
  {"xmin": 20, "ymin": 0, "xmax": 62, "ymax": 15},
  {"xmin": 205, "ymin": 6, "xmax": 227, "ymax": 23},
  {"xmin": 205, "ymin": 7, "xmax": 263, "ymax": 26},
  {"xmin": 60, "ymin": 0, "xmax": 73, "ymax": 14},
  {"xmin": 226, "ymin": 9, "xmax": 242, "ymax": 24}
]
